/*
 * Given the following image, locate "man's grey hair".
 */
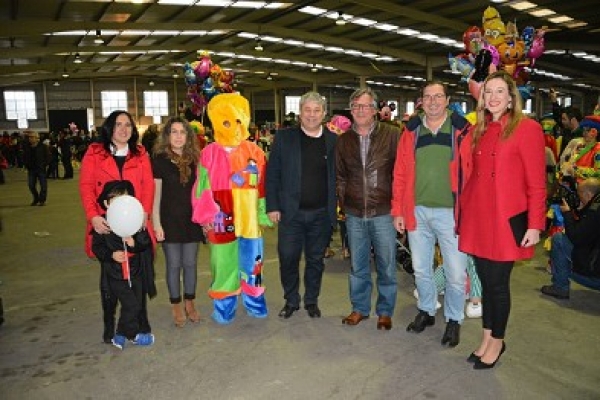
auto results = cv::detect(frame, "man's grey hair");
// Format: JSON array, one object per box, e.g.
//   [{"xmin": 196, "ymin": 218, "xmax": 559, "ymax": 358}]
[
  {"xmin": 349, "ymin": 87, "xmax": 378, "ymax": 108},
  {"xmin": 300, "ymin": 91, "xmax": 327, "ymax": 113}
]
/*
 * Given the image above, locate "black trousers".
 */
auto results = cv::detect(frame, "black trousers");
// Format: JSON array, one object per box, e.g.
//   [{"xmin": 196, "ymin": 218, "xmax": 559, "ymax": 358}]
[
  {"xmin": 62, "ymin": 155, "xmax": 73, "ymax": 178},
  {"xmin": 473, "ymin": 256, "xmax": 514, "ymax": 339},
  {"xmin": 106, "ymin": 275, "xmax": 146, "ymax": 340},
  {"xmin": 278, "ymin": 208, "xmax": 332, "ymax": 307}
]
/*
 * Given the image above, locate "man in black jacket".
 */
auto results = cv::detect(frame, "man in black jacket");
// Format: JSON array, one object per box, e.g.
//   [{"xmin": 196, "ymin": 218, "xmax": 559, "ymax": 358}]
[
  {"xmin": 542, "ymin": 178, "xmax": 600, "ymax": 299},
  {"xmin": 265, "ymin": 91, "xmax": 337, "ymax": 319},
  {"xmin": 23, "ymin": 130, "xmax": 50, "ymax": 206}
]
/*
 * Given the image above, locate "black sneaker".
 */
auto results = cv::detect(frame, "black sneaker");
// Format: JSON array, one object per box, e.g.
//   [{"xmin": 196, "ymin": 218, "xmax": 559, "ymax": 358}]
[{"xmin": 541, "ymin": 285, "xmax": 570, "ymax": 299}]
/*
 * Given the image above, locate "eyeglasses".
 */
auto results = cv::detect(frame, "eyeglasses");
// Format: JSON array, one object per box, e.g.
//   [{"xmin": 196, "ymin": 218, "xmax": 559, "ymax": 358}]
[
  {"xmin": 422, "ymin": 93, "xmax": 446, "ymax": 102},
  {"xmin": 350, "ymin": 103, "xmax": 375, "ymax": 111}
]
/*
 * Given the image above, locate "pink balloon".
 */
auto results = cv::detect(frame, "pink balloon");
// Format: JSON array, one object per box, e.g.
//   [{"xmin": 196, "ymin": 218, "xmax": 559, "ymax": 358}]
[
  {"xmin": 528, "ymin": 36, "xmax": 545, "ymax": 60},
  {"xmin": 195, "ymin": 56, "xmax": 212, "ymax": 80}
]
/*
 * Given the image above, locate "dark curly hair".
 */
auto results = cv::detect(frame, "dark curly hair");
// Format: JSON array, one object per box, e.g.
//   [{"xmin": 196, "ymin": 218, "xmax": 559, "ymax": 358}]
[{"xmin": 99, "ymin": 110, "xmax": 140, "ymax": 156}]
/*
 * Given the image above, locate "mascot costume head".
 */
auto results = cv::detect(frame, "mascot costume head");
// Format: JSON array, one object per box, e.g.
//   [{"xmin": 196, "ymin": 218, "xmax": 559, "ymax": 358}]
[{"xmin": 208, "ymin": 93, "xmax": 251, "ymax": 147}]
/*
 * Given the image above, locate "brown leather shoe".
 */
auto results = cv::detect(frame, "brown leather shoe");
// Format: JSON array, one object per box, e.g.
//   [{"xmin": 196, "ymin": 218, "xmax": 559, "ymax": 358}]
[
  {"xmin": 377, "ymin": 316, "xmax": 392, "ymax": 330},
  {"xmin": 342, "ymin": 311, "xmax": 369, "ymax": 326}
]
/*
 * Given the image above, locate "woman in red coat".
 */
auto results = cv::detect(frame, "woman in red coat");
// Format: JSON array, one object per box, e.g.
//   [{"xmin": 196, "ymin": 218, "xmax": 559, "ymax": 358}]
[
  {"xmin": 79, "ymin": 110, "xmax": 155, "ymax": 343},
  {"xmin": 458, "ymin": 71, "xmax": 546, "ymax": 369}
]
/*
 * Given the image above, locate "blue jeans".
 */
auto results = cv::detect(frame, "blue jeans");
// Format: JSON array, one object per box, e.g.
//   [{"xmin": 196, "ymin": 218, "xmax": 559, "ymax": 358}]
[
  {"xmin": 278, "ymin": 208, "xmax": 332, "ymax": 307},
  {"xmin": 408, "ymin": 206, "xmax": 466, "ymax": 322},
  {"xmin": 551, "ymin": 233, "xmax": 600, "ymax": 291},
  {"xmin": 27, "ymin": 169, "xmax": 47, "ymax": 203},
  {"xmin": 346, "ymin": 214, "xmax": 397, "ymax": 317}
]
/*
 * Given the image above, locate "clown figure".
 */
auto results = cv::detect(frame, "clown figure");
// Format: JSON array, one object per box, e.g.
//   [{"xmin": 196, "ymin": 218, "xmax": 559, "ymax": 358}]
[{"xmin": 191, "ymin": 93, "xmax": 272, "ymax": 324}]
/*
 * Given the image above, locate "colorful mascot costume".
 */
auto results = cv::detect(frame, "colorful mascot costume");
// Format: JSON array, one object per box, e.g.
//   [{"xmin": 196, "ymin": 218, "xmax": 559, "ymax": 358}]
[{"xmin": 191, "ymin": 93, "xmax": 272, "ymax": 324}]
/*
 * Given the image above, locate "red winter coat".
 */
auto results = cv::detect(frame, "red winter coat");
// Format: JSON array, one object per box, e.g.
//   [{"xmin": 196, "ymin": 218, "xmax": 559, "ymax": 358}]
[
  {"xmin": 458, "ymin": 117, "xmax": 546, "ymax": 261},
  {"xmin": 79, "ymin": 142, "xmax": 155, "ymax": 258}
]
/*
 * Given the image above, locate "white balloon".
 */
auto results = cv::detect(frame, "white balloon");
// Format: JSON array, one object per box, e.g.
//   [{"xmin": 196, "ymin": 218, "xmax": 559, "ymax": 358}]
[{"xmin": 106, "ymin": 195, "xmax": 144, "ymax": 238}]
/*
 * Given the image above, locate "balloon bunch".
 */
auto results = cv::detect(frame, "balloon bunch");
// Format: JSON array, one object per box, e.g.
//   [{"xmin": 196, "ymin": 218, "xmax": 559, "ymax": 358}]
[
  {"xmin": 447, "ymin": 6, "xmax": 547, "ymax": 101},
  {"xmin": 183, "ymin": 51, "xmax": 235, "ymax": 116}
]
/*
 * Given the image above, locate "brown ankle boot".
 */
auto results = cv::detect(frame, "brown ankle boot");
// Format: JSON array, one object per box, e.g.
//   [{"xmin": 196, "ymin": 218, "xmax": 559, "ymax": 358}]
[
  {"xmin": 172, "ymin": 303, "xmax": 186, "ymax": 328},
  {"xmin": 184, "ymin": 299, "xmax": 201, "ymax": 323}
]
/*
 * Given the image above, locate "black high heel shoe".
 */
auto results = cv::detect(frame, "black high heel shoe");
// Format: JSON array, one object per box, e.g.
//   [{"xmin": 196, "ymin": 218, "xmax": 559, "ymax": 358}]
[
  {"xmin": 473, "ymin": 342, "xmax": 506, "ymax": 370},
  {"xmin": 466, "ymin": 352, "xmax": 481, "ymax": 363}
]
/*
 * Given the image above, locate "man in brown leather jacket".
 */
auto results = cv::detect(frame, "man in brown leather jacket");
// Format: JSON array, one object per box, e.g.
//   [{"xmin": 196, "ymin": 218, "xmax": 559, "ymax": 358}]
[{"xmin": 336, "ymin": 87, "xmax": 401, "ymax": 330}]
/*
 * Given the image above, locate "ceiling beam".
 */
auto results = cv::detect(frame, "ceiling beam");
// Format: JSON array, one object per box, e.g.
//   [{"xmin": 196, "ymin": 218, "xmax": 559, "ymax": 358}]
[{"xmin": 0, "ymin": 20, "xmax": 428, "ymax": 66}]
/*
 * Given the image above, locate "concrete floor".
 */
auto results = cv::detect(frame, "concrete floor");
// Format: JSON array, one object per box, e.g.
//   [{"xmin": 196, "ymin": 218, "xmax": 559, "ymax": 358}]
[{"xmin": 0, "ymin": 167, "xmax": 599, "ymax": 400}]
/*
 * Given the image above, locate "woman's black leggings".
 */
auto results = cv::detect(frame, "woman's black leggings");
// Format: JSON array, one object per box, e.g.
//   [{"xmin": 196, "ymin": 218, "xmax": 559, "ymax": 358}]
[{"xmin": 473, "ymin": 256, "xmax": 514, "ymax": 339}]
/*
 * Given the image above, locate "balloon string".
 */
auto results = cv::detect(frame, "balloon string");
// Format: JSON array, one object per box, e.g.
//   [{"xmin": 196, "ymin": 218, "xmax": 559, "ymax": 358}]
[{"xmin": 123, "ymin": 239, "xmax": 131, "ymax": 288}]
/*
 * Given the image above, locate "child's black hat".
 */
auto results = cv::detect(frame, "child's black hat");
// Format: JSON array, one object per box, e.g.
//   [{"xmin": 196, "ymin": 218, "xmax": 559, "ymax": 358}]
[{"xmin": 97, "ymin": 180, "xmax": 135, "ymax": 210}]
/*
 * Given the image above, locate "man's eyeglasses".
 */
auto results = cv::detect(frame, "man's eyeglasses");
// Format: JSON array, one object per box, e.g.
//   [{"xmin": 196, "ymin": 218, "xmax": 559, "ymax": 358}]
[
  {"xmin": 422, "ymin": 93, "xmax": 446, "ymax": 102},
  {"xmin": 350, "ymin": 103, "xmax": 375, "ymax": 111}
]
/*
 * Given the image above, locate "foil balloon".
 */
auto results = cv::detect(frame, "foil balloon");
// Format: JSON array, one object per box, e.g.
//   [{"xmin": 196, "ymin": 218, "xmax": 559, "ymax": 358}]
[
  {"xmin": 482, "ymin": 6, "xmax": 506, "ymax": 48},
  {"xmin": 522, "ymin": 26, "xmax": 535, "ymax": 53},
  {"xmin": 448, "ymin": 53, "xmax": 473, "ymax": 82},
  {"xmin": 468, "ymin": 48, "xmax": 497, "ymax": 100},
  {"xmin": 463, "ymin": 26, "xmax": 483, "ymax": 55},
  {"xmin": 195, "ymin": 51, "xmax": 212, "ymax": 80}
]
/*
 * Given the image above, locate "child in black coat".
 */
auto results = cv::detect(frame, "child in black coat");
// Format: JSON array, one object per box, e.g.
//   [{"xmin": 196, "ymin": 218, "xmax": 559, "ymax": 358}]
[{"xmin": 92, "ymin": 180, "xmax": 156, "ymax": 349}]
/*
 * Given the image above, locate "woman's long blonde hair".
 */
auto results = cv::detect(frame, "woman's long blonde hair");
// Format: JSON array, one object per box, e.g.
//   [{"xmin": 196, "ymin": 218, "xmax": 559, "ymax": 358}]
[
  {"xmin": 472, "ymin": 70, "xmax": 525, "ymax": 149},
  {"xmin": 153, "ymin": 117, "xmax": 200, "ymax": 184}
]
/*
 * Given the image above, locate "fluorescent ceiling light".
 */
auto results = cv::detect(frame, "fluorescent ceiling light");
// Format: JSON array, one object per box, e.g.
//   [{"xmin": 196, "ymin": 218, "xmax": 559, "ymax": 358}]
[
  {"xmin": 325, "ymin": 46, "xmax": 344, "ymax": 53},
  {"xmin": 572, "ymin": 52, "xmax": 587, "ymax": 56},
  {"xmin": 528, "ymin": 8, "xmax": 555, "ymax": 17},
  {"xmin": 345, "ymin": 50, "xmax": 363, "ymax": 56},
  {"xmin": 121, "ymin": 30, "xmax": 151, "ymax": 36},
  {"xmin": 49, "ymin": 30, "xmax": 88, "ymax": 36},
  {"xmin": 305, "ymin": 43, "xmax": 324, "ymax": 49},
  {"xmin": 197, "ymin": 0, "xmax": 233, "ymax": 6},
  {"xmin": 510, "ymin": 1, "xmax": 537, "ymax": 11},
  {"xmin": 261, "ymin": 36, "xmax": 283, "ymax": 42},
  {"xmin": 158, "ymin": 0, "xmax": 196, "ymax": 4},
  {"xmin": 273, "ymin": 59, "xmax": 291, "ymax": 64},
  {"xmin": 179, "ymin": 31, "xmax": 208, "ymax": 36},
  {"xmin": 298, "ymin": 6, "xmax": 326, "ymax": 15},
  {"xmin": 150, "ymin": 31, "xmax": 180, "ymax": 36},
  {"xmin": 238, "ymin": 32, "xmax": 258, "ymax": 39},
  {"xmin": 564, "ymin": 21, "xmax": 588, "ymax": 29},
  {"xmin": 374, "ymin": 23, "xmax": 398, "ymax": 31},
  {"xmin": 397, "ymin": 28, "xmax": 420, "ymax": 36},
  {"xmin": 283, "ymin": 39, "xmax": 303, "ymax": 46},
  {"xmin": 420, "ymin": 34, "xmax": 440, "ymax": 41},
  {"xmin": 353, "ymin": 18, "xmax": 376, "ymax": 26},
  {"xmin": 548, "ymin": 15, "xmax": 573, "ymax": 23},
  {"xmin": 230, "ymin": 2, "xmax": 266, "ymax": 8},
  {"xmin": 264, "ymin": 3, "xmax": 292, "ymax": 9}
]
